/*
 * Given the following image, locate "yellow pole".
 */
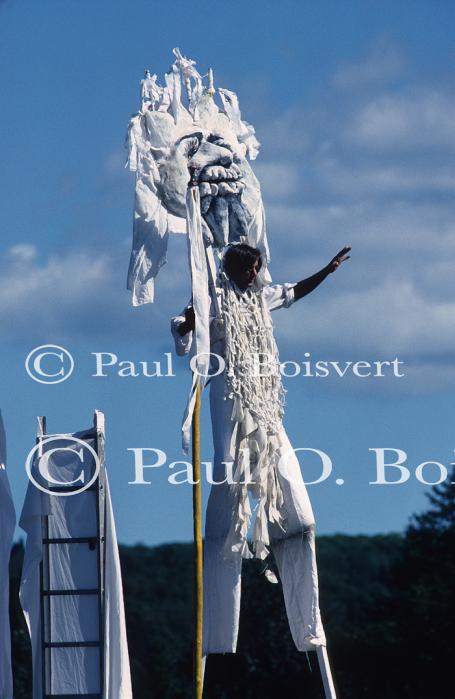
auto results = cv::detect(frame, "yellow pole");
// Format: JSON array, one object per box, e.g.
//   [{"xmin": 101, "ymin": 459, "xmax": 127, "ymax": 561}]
[{"xmin": 192, "ymin": 382, "xmax": 203, "ymax": 698}]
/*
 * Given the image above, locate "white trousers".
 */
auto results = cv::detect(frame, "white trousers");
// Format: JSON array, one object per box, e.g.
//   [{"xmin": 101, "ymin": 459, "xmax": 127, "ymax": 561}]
[{"xmin": 202, "ymin": 372, "xmax": 326, "ymax": 655}]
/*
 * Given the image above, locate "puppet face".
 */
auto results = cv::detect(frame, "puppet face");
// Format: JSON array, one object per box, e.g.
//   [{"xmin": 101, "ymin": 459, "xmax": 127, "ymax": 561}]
[{"xmin": 146, "ymin": 110, "xmax": 262, "ymax": 248}]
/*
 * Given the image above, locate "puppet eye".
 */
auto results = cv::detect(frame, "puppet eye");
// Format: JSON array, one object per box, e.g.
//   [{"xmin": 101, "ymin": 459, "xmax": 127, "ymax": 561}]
[
  {"xmin": 186, "ymin": 137, "xmax": 201, "ymax": 158},
  {"xmin": 208, "ymin": 134, "xmax": 233, "ymax": 152},
  {"xmin": 179, "ymin": 134, "xmax": 203, "ymax": 159}
]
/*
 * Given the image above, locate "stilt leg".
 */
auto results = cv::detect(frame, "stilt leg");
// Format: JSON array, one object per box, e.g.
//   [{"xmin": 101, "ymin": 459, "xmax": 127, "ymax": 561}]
[
  {"xmin": 201, "ymin": 655, "xmax": 207, "ymax": 687},
  {"xmin": 316, "ymin": 646, "xmax": 337, "ymax": 699}
]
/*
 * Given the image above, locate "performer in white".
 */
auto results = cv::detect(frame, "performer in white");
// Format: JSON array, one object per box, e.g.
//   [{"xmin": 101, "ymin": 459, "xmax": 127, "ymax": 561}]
[
  {"xmin": 127, "ymin": 52, "xmax": 348, "ymax": 692},
  {"xmin": 172, "ymin": 242, "xmax": 351, "ymax": 655}
]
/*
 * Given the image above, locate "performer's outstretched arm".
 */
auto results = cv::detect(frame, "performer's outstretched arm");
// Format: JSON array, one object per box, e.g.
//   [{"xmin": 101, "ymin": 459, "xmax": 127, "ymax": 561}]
[{"xmin": 293, "ymin": 245, "xmax": 351, "ymax": 302}]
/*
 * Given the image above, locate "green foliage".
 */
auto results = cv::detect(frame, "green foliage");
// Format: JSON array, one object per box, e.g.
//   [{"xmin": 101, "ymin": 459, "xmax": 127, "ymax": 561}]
[
  {"xmin": 8, "ymin": 477, "xmax": 455, "ymax": 698},
  {"xmin": 394, "ymin": 470, "xmax": 455, "ymax": 699}
]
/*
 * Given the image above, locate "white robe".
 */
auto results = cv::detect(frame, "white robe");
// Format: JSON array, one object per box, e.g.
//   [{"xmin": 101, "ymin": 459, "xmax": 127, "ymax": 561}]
[
  {"xmin": 172, "ymin": 283, "xmax": 326, "ymax": 654},
  {"xmin": 0, "ymin": 413, "xmax": 15, "ymax": 699}
]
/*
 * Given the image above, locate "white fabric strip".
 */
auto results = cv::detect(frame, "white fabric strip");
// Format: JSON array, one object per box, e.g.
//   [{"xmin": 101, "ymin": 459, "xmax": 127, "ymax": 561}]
[
  {"xmin": 181, "ymin": 185, "xmax": 211, "ymax": 453},
  {"xmin": 0, "ymin": 412, "xmax": 16, "ymax": 699}
]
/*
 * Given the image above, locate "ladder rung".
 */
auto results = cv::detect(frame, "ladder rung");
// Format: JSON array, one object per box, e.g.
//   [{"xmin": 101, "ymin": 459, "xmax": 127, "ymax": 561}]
[
  {"xmin": 43, "ymin": 589, "xmax": 99, "ymax": 597},
  {"xmin": 45, "ymin": 484, "xmax": 98, "ymax": 493},
  {"xmin": 45, "ymin": 695, "xmax": 101, "ymax": 699},
  {"xmin": 45, "ymin": 641, "xmax": 100, "ymax": 649},
  {"xmin": 42, "ymin": 429, "xmax": 96, "ymax": 440},
  {"xmin": 43, "ymin": 537, "xmax": 98, "ymax": 546}
]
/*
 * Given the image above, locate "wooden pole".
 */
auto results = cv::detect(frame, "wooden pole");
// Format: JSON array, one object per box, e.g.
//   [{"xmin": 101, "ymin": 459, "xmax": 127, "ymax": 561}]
[{"xmin": 192, "ymin": 382, "xmax": 203, "ymax": 699}]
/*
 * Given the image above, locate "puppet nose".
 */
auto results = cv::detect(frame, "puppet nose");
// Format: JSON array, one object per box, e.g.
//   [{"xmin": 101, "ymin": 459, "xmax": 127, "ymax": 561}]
[{"xmin": 189, "ymin": 140, "xmax": 233, "ymax": 171}]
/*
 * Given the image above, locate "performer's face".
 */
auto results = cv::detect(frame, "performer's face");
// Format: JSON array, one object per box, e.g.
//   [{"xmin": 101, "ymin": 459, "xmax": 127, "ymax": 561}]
[{"xmin": 230, "ymin": 259, "xmax": 261, "ymax": 291}]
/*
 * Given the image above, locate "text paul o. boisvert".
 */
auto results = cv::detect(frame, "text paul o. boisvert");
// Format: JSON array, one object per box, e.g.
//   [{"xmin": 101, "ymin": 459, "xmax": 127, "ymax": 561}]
[
  {"xmin": 25, "ymin": 444, "xmax": 455, "ymax": 495},
  {"xmin": 91, "ymin": 352, "xmax": 405, "ymax": 379},
  {"xmin": 124, "ymin": 447, "xmax": 454, "ymax": 488}
]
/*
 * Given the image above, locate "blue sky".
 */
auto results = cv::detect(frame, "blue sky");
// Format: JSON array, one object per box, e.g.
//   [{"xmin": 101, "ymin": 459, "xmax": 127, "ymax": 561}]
[{"xmin": 1, "ymin": 0, "xmax": 454, "ymax": 546}]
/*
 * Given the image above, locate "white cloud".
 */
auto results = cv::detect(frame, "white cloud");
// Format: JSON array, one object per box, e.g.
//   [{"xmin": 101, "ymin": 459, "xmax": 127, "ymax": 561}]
[
  {"xmin": 274, "ymin": 278, "xmax": 455, "ymax": 360},
  {"xmin": 253, "ymin": 161, "xmax": 299, "ymax": 201},
  {"xmin": 266, "ymin": 199, "xmax": 455, "ymax": 300},
  {"xmin": 3, "ymin": 45, "xmax": 453, "ymax": 396},
  {"xmin": 255, "ymin": 106, "xmax": 309, "ymax": 157},
  {"xmin": 267, "ymin": 199, "xmax": 455, "ymax": 254},
  {"xmin": 333, "ymin": 45, "xmax": 406, "ymax": 89},
  {"xmin": 0, "ymin": 239, "xmax": 191, "ymax": 343},
  {"xmin": 0, "ymin": 247, "xmax": 117, "ymax": 340},
  {"xmin": 8, "ymin": 244, "xmax": 38, "ymax": 261},
  {"xmin": 346, "ymin": 89, "xmax": 455, "ymax": 150},
  {"xmin": 0, "ymin": 249, "xmax": 110, "ymax": 307},
  {"xmin": 264, "ymin": 193, "xmax": 455, "ymax": 393},
  {"xmin": 398, "ymin": 362, "xmax": 455, "ymax": 394},
  {"xmin": 104, "ymin": 149, "xmax": 126, "ymax": 176},
  {"xmin": 316, "ymin": 156, "xmax": 455, "ymax": 195}
]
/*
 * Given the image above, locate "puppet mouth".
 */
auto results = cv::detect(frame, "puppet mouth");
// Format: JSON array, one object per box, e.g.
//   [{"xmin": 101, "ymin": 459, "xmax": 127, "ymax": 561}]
[
  {"xmin": 197, "ymin": 163, "xmax": 248, "ymax": 245},
  {"xmin": 198, "ymin": 163, "xmax": 245, "ymax": 212}
]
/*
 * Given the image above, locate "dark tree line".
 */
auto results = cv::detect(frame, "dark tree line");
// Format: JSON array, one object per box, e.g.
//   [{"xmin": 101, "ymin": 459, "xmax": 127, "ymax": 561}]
[{"xmin": 9, "ymin": 473, "xmax": 455, "ymax": 698}]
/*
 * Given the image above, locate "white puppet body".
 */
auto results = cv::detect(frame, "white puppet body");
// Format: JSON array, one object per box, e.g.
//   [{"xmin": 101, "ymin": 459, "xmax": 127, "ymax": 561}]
[
  {"xmin": 129, "ymin": 49, "xmax": 326, "ymax": 656},
  {"xmin": 172, "ymin": 280, "xmax": 326, "ymax": 654}
]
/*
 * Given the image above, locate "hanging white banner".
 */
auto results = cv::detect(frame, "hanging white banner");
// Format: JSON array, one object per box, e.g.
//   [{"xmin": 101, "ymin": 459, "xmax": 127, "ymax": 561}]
[{"xmin": 0, "ymin": 411, "xmax": 16, "ymax": 699}]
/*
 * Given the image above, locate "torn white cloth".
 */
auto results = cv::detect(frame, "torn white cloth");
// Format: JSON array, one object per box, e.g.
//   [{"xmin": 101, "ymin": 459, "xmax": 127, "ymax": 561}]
[
  {"xmin": 179, "ymin": 185, "xmax": 212, "ymax": 454},
  {"xmin": 127, "ymin": 48, "xmax": 270, "ymax": 305},
  {"xmin": 0, "ymin": 412, "xmax": 16, "ymax": 699},
  {"xmin": 218, "ymin": 274, "xmax": 287, "ymax": 560},
  {"xmin": 172, "ymin": 284, "xmax": 326, "ymax": 654},
  {"xmin": 19, "ymin": 432, "xmax": 132, "ymax": 699}
]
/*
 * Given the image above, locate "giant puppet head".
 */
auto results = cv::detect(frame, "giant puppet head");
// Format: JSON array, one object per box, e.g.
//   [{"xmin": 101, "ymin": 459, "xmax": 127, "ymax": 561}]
[{"xmin": 127, "ymin": 48, "xmax": 270, "ymax": 305}]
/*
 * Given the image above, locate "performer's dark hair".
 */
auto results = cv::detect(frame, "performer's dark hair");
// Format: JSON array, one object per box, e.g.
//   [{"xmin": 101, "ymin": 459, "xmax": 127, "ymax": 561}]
[{"xmin": 223, "ymin": 244, "xmax": 262, "ymax": 279}]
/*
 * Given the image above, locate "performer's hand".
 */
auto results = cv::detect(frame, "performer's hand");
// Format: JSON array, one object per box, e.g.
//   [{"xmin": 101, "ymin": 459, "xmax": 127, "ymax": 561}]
[
  {"xmin": 178, "ymin": 306, "xmax": 195, "ymax": 336},
  {"xmin": 327, "ymin": 246, "xmax": 351, "ymax": 273},
  {"xmin": 185, "ymin": 306, "xmax": 195, "ymax": 329}
]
